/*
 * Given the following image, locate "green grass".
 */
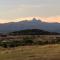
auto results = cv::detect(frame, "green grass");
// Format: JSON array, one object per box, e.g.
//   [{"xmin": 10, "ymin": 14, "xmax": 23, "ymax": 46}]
[{"xmin": 0, "ymin": 44, "xmax": 60, "ymax": 60}]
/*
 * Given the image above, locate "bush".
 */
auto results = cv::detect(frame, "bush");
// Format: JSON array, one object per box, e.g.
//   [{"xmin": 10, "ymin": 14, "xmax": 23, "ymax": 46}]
[
  {"xmin": 22, "ymin": 37, "xmax": 34, "ymax": 45},
  {"xmin": 1, "ymin": 37, "xmax": 60, "ymax": 48}
]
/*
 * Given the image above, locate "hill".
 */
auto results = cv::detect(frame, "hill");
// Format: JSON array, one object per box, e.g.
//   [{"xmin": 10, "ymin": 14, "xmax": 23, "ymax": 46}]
[{"xmin": 9, "ymin": 29, "xmax": 60, "ymax": 35}]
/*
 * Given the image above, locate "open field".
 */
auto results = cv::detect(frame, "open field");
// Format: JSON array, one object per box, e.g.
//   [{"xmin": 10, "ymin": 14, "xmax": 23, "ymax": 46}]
[{"xmin": 0, "ymin": 44, "xmax": 60, "ymax": 60}]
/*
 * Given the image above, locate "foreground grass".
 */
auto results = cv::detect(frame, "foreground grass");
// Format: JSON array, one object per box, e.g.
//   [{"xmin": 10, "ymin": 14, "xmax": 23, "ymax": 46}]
[{"xmin": 0, "ymin": 44, "xmax": 60, "ymax": 60}]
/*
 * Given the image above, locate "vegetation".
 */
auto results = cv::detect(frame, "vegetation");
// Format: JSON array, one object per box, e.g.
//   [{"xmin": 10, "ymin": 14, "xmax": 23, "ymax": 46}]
[
  {"xmin": 0, "ymin": 35, "xmax": 60, "ymax": 48},
  {"xmin": 0, "ymin": 44, "xmax": 60, "ymax": 60},
  {"xmin": 0, "ymin": 29, "xmax": 60, "ymax": 60},
  {"xmin": 9, "ymin": 29, "xmax": 60, "ymax": 35},
  {"xmin": 0, "ymin": 29, "xmax": 59, "ymax": 48}
]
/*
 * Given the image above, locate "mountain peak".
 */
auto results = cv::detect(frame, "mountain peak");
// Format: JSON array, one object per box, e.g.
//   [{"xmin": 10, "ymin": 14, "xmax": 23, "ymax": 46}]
[
  {"xmin": 32, "ymin": 18, "xmax": 37, "ymax": 20},
  {"xmin": 31, "ymin": 18, "xmax": 42, "ymax": 23}
]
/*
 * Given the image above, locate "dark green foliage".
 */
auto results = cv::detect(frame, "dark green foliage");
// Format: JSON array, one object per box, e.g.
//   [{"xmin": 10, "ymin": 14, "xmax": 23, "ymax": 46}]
[
  {"xmin": 56, "ymin": 39, "xmax": 60, "ymax": 44},
  {"xmin": 1, "ymin": 41, "xmax": 9, "ymax": 48},
  {"xmin": 22, "ymin": 37, "xmax": 34, "ymax": 45},
  {"xmin": 0, "ymin": 38, "xmax": 34, "ymax": 48},
  {"xmin": 9, "ymin": 29, "xmax": 60, "ymax": 35},
  {"xmin": 2, "ymin": 44, "xmax": 7, "ymax": 48},
  {"xmin": 0, "ymin": 36, "xmax": 60, "ymax": 48},
  {"xmin": 34, "ymin": 41, "xmax": 43, "ymax": 45}
]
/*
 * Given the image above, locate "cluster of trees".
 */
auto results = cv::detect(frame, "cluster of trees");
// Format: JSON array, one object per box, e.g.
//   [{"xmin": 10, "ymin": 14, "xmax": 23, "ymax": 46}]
[
  {"xmin": 9, "ymin": 29, "xmax": 60, "ymax": 35},
  {"xmin": 0, "ymin": 37, "xmax": 60, "ymax": 48},
  {"xmin": 0, "ymin": 38, "xmax": 34, "ymax": 48}
]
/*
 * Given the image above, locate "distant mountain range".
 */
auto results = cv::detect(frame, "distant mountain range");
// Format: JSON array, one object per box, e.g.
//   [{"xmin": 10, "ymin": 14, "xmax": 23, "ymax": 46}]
[{"xmin": 0, "ymin": 18, "xmax": 60, "ymax": 33}]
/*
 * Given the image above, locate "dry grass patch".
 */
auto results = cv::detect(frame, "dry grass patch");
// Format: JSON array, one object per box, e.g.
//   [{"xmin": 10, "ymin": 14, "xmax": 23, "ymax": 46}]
[{"xmin": 0, "ymin": 44, "xmax": 60, "ymax": 60}]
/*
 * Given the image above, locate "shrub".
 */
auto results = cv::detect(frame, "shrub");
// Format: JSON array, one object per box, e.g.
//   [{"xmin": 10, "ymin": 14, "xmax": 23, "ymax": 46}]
[{"xmin": 22, "ymin": 37, "xmax": 34, "ymax": 45}]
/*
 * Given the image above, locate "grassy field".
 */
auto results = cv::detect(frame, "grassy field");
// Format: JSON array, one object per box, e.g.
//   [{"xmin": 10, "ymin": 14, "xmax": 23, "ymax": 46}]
[{"xmin": 0, "ymin": 44, "xmax": 60, "ymax": 60}]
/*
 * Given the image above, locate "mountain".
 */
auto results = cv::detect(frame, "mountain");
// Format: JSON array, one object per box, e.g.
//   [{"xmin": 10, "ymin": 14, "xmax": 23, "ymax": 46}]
[
  {"xmin": 9, "ymin": 29, "xmax": 60, "ymax": 35},
  {"xmin": 0, "ymin": 18, "xmax": 60, "ymax": 33}
]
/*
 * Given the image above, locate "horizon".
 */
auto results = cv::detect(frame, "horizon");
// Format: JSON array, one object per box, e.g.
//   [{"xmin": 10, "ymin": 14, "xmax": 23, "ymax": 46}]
[{"xmin": 0, "ymin": 16, "xmax": 60, "ymax": 23}]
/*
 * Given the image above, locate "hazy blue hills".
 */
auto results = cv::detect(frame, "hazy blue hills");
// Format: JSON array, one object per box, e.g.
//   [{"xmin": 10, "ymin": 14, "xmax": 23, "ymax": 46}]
[{"xmin": 0, "ymin": 18, "xmax": 60, "ymax": 33}]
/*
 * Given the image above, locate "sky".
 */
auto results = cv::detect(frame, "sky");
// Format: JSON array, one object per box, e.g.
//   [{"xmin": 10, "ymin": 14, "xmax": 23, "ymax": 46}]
[{"xmin": 0, "ymin": 0, "xmax": 60, "ymax": 23}]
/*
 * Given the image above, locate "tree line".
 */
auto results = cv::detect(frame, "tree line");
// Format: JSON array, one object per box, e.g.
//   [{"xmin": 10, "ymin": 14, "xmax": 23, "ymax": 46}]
[{"xmin": 0, "ymin": 37, "xmax": 60, "ymax": 48}]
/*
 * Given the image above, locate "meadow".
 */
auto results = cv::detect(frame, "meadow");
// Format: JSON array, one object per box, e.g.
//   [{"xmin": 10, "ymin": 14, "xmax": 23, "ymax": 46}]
[
  {"xmin": 0, "ymin": 44, "xmax": 60, "ymax": 60},
  {"xmin": 0, "ymin": 35, "xmax": 60, "ymax": 60}
]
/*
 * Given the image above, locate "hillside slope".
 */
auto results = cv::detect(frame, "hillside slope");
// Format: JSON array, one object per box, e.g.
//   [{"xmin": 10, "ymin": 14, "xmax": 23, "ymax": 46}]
[{"xmin": 9, "ymin": 29, "xmax": 60, "ymax": 35}]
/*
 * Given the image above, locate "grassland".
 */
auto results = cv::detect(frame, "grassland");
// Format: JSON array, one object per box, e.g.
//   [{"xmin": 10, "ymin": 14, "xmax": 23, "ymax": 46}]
[
  {"xmin": 0, "ymin": 35, "xmax": 60, "ymax": 60},
  {"xmin": 0, "ymin": 44, "xmax": 60, "ymax": 60}
]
